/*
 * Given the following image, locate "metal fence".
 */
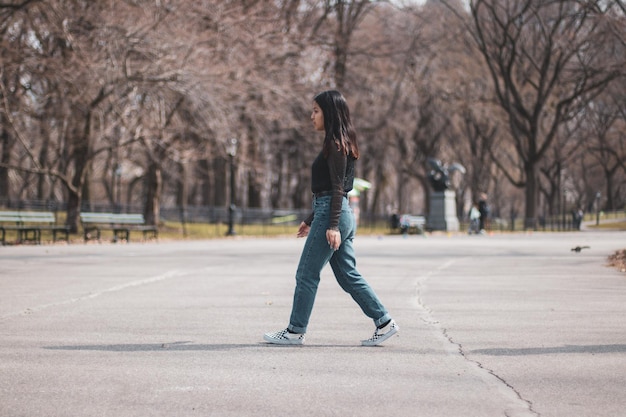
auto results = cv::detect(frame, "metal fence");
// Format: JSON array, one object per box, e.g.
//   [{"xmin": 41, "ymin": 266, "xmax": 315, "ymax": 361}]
[
  {"xmin": 1, "ymin": 198, "xmax": 623, "ymax": 233},
  {"xmin": 0, "ymin": 198, "xmax": 312, "ymax": 226}
]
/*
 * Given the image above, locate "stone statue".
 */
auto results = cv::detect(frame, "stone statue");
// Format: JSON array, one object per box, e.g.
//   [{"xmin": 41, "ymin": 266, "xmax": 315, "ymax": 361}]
[
  {"xmin": 427, "ymin": 158, "xmax": 466, "ymax": 192},
  {"xmin": 426, "ymin": 158, "xmax": 466, "ymax": 232}
]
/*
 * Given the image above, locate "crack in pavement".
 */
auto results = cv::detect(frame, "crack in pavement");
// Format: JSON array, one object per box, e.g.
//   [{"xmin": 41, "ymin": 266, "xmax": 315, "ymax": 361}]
[
  {"xmin": 415, "ymin": 259, "xmax": 540, "ymax": 417},
  {"xmin": 440, "ymin": 327, "xmax": 540, "ymax": 417}
]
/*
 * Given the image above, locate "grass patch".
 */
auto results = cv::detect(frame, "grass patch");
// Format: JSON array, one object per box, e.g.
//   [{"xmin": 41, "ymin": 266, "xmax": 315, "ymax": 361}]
[
  {"xmin": 586, "ymin": 221, "xmax": 626, "ymax": 231},
  {"xmin": 157, "ymin": 220, "xmax": 393, "ymax": 240}
]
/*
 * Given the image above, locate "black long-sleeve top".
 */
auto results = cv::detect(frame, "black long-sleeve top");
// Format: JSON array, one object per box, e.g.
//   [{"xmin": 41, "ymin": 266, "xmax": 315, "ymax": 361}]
[{"xmin": 303, "ymin": 143, "xmax": 355, "ymax": 229}]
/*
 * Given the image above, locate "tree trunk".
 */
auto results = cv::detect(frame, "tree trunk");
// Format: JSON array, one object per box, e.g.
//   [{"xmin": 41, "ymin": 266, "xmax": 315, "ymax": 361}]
[
  {"xmin": 66, "ymin": 189, "xmax": 81, "ymax": 234},
  {"xmin": 66, "ymin": 124, "xmax": 91, "ymax": 233},
  {"xmin": 37, "ymin": 124, "xmax": 50, "ymax": 200},
  {"xmin": 176, "ymin": 161, "xmax": 188, "ymax": 209},
  {"xmin": 605, "ymin": 167, "xmax": 615, "ymax": 211},
  {"xmin": 524, "ymin": 162, "xmax": 539, "ymax": 230},
  {"xmin": 199, "ymin": 159, "xmax": 213, "ymax": 207},
  {"xmin": 144, "ymin": 161, "xmax": 161, "ymax": 226},
  {"xmin": 0, "ymin": 121, "xmax": 12, "ymax": 202},
  {"xmin": 247, "ymin": 170, "xmax": 261, "ymax": 208}
]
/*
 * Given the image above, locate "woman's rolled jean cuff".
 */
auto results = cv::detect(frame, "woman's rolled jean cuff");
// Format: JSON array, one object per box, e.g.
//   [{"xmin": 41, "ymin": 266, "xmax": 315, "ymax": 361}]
[
  {"xmin": 288, "ymin": 324, "xmax": 306, "ymax": 334},
  {"xmin": 374, "ymin": 314, "xmax": 392, "ymax": 328}
]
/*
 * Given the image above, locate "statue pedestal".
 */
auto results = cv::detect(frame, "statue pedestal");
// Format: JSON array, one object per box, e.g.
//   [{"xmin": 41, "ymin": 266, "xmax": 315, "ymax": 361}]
[{"xmin": 428, "ymin": 190, "xmax": 460, "ymax": 231}]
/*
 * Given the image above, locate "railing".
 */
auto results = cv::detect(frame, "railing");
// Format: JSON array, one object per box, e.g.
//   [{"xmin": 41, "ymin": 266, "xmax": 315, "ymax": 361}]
[
  {"xmin": 469, "ymin": 209, "xmax": 626, "ymax": 232},
  {"xmin": 1, "ymin": 199, "xmax": 624, "ymax": 234}
]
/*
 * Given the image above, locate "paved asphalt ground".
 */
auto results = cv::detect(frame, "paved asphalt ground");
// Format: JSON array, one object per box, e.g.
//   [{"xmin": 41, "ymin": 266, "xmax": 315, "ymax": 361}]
[{"xmin": 1, "ymin": 230, "xmax": 625, "ymax": 417}]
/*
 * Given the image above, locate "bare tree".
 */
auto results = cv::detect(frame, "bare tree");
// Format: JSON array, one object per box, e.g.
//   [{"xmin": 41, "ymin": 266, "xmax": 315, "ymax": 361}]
[
  {"xmin": 468, "ymin": 0, "xmax": 623, "ymax": 228},
  {"xmin": 584, "ymin": 90, "xmax": 626, "ymax": 210},
  {"xmin": 2, "ymin": 0, "xmax": 624, "ymax": 231}
]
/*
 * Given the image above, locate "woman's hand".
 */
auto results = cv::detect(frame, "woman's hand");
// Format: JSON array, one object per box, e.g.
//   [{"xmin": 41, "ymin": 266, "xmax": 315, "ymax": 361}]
[
  {"xmin": 297, "ymin": 222, "xmax": 310, "ymax": 238},
  {"xmin": 326, "ymin": 228, "xmax": 341, "ymax": 251}
]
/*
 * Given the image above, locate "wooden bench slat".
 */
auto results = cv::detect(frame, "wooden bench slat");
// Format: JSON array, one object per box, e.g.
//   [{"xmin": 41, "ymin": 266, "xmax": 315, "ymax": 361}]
[
  {"xmin": 399, "ymin": 214, "xmax": 426, "ymax": 234},
  {"xmin": 1, "ymin": 211, "xmax": 69, "ymax": 245},
  {"xmin": 80, "ymin": 212, "xmax": 158, "ymax": 242}
]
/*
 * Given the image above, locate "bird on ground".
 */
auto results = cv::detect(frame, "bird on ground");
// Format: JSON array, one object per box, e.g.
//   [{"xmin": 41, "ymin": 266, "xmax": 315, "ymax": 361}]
[{"xmin": 571, "ymin": 246, "xmax": 590, "ymax": 252}]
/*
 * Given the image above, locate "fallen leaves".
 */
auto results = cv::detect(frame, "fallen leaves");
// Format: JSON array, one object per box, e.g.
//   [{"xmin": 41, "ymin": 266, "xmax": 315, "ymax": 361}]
[{"xmin": 608, "ymin": 249, "xmax": 626, "ymax": 273}]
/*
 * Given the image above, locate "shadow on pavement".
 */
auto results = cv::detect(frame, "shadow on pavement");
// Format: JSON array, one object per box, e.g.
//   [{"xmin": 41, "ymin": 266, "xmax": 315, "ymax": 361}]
[
  {"xmin": 43, "ymin": 341, "xmax": 418, "ymax": 351},
  {"xmin": 471, "ymin": 344, "xmax": 626, "ymax": 356}
]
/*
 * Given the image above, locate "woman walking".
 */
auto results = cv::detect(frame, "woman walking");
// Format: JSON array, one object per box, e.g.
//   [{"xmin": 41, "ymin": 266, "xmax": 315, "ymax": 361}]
[{"xmin": 263, "ymin": 90, "xmax": 398, "ymax": 346}]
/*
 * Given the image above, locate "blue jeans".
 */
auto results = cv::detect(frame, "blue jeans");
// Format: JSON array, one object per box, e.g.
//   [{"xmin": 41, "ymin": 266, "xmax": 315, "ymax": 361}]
[{"xmin": 287, "ymin": 195, "xmax": 391, "ymax": 334}]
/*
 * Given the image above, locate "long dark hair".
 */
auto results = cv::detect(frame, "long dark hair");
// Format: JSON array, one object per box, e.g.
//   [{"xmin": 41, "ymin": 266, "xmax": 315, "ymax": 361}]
[{"xmin": 314, "ymin": 90, "xmax": 360, "ymax": 159}]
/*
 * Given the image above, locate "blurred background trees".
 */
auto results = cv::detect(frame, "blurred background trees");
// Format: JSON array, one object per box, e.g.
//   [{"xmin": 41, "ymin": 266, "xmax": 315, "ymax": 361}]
[{"xmin": 0, "ymin": 0, "xmax": 624, "ymax": 231}]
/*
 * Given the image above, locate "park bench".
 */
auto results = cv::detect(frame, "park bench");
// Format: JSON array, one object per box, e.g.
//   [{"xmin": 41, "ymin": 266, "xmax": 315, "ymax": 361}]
[
  {"xmin": 270, "ymin": 211, "xmax": 298, "ymax": 225},
  {"xmin": 0, "ymin": 211, "xmax": 70, "ymax": 245},
  {"xmin": 399, "ymin": 214, "xmax": 426, "ymax": 234},
  {"xmin": 80, "ymin": 212, "xmax": 158, "ymax": 242}
]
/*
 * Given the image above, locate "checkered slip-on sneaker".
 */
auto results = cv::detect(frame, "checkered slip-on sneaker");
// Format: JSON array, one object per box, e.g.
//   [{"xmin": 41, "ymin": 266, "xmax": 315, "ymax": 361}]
[
  {"xmin": 263, "ymin": 328, "xmax": 305, "ymax": 345},
  {"xmin": 361, "ymin": 320, "xmax": 399, "ymax": 346}
]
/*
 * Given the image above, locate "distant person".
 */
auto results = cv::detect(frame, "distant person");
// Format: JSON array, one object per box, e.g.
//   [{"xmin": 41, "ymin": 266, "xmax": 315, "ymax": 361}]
[
  {"xmin": 263, "ymin": 90, "xmax": 398, "ymax": 346},
  {"xmin": 468, "ymin": 203, "xmax": 481, "ymax": 235},
  {"xmin": 390, "ymin": 212, "xmax": 400, "ymax": 231},
  {"xmin": 478, "ymin": 192, "xmax": 490, "ymax": 234},
  {"xmin": 572, "ymin": 208, "xmax": 584, "ymax": 230}
]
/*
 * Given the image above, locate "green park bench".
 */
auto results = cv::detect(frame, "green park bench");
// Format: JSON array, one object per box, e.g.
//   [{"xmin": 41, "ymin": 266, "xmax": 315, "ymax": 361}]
[
  {"xmin": 399, "ymin": 214, "xmax": 426, "ymax": 234},
  {"xmin": 80, "ymin": 212, "xmax": 158, "ymax": 242},
  {"xmin": 0, "ymin": 211, "xmax": 70, "ymax": 245}
]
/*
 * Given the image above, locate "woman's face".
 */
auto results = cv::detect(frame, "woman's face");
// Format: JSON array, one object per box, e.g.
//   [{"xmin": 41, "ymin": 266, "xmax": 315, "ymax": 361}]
[{"xmin": 311, "ymin": 102, "xmax": 325, "ymax": 132}]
